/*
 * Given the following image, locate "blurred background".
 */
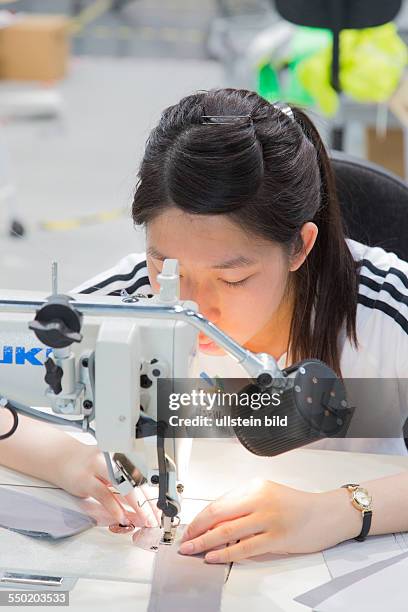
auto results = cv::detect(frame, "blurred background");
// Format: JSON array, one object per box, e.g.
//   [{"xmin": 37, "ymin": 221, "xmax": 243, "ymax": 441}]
[{"xmin": 0, "ymin": 0, "xmax": 408, "ymax": 291}]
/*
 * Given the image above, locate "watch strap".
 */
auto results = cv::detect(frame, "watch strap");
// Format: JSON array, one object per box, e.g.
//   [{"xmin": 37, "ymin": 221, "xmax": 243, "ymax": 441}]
[
  {"xmin": 341, "ymin": 483, "xmax": 372, "ymax": 542},
  {"xmin": 355, "ymin": 510, "xmax": 372, "ymax": 542}
]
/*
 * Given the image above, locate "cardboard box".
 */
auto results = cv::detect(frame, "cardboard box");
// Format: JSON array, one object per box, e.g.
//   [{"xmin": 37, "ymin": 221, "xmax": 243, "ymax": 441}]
[
  {"xmin": 365, "ymin": 127, "xmax": 405, "ymax": 179},
  {"xmin": 0, "ymin": 14, "xmax": 70, "ymax": 81}
]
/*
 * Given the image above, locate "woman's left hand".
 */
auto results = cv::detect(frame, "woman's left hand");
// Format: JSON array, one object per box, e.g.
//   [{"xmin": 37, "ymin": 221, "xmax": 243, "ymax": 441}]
[{"xmin": 179, "ymin": 479, "xmax": 360, "ymax": 563}]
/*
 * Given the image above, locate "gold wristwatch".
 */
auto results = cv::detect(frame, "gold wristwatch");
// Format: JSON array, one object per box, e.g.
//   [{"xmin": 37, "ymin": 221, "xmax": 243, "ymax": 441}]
[{"xmin": 341, "ymin": 483, "xmax": 373, "ymax": 541}]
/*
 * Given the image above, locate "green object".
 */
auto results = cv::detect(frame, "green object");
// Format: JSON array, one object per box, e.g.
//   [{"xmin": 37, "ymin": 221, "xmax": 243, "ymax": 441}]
[
  {"xmin": 257, "ymin": 26, "xmax": 331, "ymax": 107},
  {"xmin": 258, "ymin": 63, "xmax": 280, "ymax": 102},
  {"xmin": 297, "ymin": 23, "xmax": 408, "ymax": 116}
]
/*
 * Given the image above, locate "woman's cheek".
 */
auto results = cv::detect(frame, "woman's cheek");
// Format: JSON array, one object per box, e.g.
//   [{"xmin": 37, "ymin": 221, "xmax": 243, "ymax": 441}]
[
  {"xmin": 220, "ymin": 293, "xmax": 266, "ymax": 343},
  {"xmin": 233, "ymin": 286, "xmax": 281, "ymax": 341}
]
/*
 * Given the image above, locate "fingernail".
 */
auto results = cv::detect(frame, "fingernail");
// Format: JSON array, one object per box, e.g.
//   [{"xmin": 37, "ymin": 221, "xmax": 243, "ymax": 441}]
[
  {"xmin": 205, "ymin": 551, "xmax": 219, "ymax": 563},
  {"xmin": 120, "ymin": 516, "xmax": 130, "ymax": 526},
  {"xmin": 179, "ymin": 541, "xmax": 194, "ymax": 555}
]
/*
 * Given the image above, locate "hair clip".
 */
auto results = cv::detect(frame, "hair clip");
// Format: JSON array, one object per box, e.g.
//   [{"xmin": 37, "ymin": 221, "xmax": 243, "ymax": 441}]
[
  {"xmin": 201, "ymin": 115, "xmax": 253, "ymax": 126},
  {"xmin": 272, "ymin": 103, "xmax": 295, "ymax": 121}
]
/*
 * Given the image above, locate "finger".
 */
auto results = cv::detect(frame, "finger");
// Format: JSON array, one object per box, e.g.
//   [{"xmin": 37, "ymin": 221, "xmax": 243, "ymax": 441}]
[
  {"xmin": 204, "ymin": 534, "xmax": 272, "ymax": 564},
  {"xmin": 93, "ymin": 450, "xmax": 112, "ymax": 481},
  {"xmin": 96, "ymin": 462, "xmax": 157, "ymax": 527},
  {"xmin": 95, "ymin": 474, "xmax": 149, "ymax": 525},
  {"xmin": 181, "ymin": 497, "xmax": 251, "ymax": 543},
  {"xmin": 179, "ymin": 516, "xmax": 261, "ymax": 555},
  {"xmin": 124, "ymin": 487, "xmax": 158, "ymax": 527},
  {"xmin": 97, "ymin": 475, "xmax": 113, "ymax": 488},
  {"xmin": 139, "ymin": 483, "xmax": 161, "ymax": 525},
  {"xmin": 91, "ymin": 477, "xmax": 132, "ymax": 525}
]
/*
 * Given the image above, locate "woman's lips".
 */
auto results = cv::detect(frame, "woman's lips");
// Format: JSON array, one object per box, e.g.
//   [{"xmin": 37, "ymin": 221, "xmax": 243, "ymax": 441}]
[
  {"xmin": 198, "ymin": 334, "xmax": 216, "ymax": 348},
  {"xmin": 198, "ymin": 334, "xmax": 227, "ymax": 355}
]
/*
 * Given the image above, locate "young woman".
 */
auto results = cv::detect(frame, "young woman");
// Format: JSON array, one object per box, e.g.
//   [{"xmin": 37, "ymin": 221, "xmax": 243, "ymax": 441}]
[{"xmin": 1, "ymin": 88, "xmax": 408, "ymax": 561}]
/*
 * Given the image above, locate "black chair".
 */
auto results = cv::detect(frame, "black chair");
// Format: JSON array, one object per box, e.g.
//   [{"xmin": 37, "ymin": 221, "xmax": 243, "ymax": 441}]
[
  {"xmin": 330, "ymin": 151, "xmax": 408, "ymax": 448},
  {"xmin": 330, "ymin": 150, "xmax": 408, "ymax": 262}
]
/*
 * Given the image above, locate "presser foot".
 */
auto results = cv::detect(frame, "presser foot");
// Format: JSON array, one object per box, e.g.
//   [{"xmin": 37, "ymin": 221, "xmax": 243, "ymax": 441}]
[{"xmin": 160, "ymin": 515, "xmax": 179, "ymax": 545}]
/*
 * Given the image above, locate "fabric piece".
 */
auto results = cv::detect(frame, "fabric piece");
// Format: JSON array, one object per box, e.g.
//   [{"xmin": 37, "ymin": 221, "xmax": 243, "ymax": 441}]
[
  {"xmin": 323, "ymin": 533, "xmax": 406, "ymax": 578},
  {"xmin": 315, "ymin": 553, "xmax": 408, "ymax": 611},
  {"xmin": 0, "ymin": 487, "xmax": 96, "ymax": 540},
  {"xmin": 147, "ymin": 526, "xmax": 227, "ymax": 612},
  {"xmin": 133, "ymin": 526, "xmax": 162, "ymax": 552},
  {"xmin": 295, "ymin": 550, "xmax": 408, "ymax": 609}
]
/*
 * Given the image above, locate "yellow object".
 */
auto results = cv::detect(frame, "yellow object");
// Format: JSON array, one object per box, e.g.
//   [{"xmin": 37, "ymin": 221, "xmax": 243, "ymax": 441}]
[
  {"xmin": 69, "ymin": 0, "xmax": 112, "ymax": 35},
  {"xmin": 39, "ymin": 206, "xmax": 128, "ymax": 232},
  {"xmin": 297, "ymin": 23, "xmax": 408, "ymax": 116}
]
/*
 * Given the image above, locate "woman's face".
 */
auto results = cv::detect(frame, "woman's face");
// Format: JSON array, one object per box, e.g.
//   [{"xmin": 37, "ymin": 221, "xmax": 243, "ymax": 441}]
[{"xmin": 146, "ymin": 208, "xmax": 310, "ymax": 356}]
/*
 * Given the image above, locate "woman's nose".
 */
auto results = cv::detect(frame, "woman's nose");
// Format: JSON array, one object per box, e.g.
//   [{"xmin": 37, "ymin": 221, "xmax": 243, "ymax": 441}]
[{"xmin": 181, "ymin": 280, "xmax": 221, "ymax": 325}]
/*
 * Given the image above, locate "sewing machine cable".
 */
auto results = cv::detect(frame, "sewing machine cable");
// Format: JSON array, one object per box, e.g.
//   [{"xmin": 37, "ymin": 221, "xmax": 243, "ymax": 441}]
[
  {"xmin": 0, "ymin": 401, "xmax": 19, "ymax": 440},
  {"xmin": 0, "ymin": 396, "xmax": 95, "ymax": 437}
]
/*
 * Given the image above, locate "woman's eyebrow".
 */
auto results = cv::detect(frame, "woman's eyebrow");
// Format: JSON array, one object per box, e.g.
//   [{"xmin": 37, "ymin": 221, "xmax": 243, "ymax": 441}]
[
  {"xmin": 147, "ymin": 247, "xmax": 256, "ymax": 269},
  {"xmin": 147, "ymin": 246, "xmax": 166, "ymax": 260},
  {"xmin": 211, "ymin": 256, "xmax": 257, "ymax": 269}
]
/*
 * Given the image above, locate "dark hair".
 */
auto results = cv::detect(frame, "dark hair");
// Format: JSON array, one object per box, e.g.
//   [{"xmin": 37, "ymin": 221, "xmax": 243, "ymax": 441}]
[{"xmin": 132, "ymin": 88, "xmax": 360, "ymax": 377}]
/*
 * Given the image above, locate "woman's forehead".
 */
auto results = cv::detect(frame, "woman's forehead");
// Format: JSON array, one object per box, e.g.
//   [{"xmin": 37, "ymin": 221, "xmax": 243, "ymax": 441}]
[
  {"xmin": 147, "ymin": 207, "xmax": 243, "ymax": 237},
  {"xmin": 146, "ymin": 208, "xmax": 277, "ymax": 266}
]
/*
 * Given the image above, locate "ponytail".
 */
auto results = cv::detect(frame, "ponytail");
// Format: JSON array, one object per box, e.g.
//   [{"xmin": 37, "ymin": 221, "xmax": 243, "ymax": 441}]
[{"xmin": 288, "ymin": 108, "xmax": 360, "ymax": 376}]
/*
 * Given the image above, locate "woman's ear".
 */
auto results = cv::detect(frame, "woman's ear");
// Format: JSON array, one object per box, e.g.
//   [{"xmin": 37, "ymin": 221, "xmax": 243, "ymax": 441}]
[{"xmin": 289, "ymin": 222, "xmax": 318, "ymax": 272}]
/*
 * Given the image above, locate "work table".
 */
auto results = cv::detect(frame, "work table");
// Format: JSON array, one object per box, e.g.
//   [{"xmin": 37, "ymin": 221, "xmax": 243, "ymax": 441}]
[{"xmin": 1, "ymin": 440, "xmax": 407, "ymax": 611}]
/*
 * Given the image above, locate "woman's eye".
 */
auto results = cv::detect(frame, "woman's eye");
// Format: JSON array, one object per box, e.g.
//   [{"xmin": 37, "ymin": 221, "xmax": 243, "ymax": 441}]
[{"xmin": 222, "ymin": 278, "xmax": 249, "ymax": 288}]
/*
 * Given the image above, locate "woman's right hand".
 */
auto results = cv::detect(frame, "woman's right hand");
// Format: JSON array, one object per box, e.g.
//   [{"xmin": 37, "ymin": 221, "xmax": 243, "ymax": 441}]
[
  {"xmin": 55, "ymin": 439, "xmax": 159, "ymax": 527},
  {"xmin": 0, "ymin": 412, "xmax": 159, "ymax": 527}
]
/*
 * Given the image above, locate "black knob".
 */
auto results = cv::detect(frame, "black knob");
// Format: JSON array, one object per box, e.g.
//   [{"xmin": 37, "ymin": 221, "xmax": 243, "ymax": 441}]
[
  {"xmin": 29, "ymin": 294, "xmax": 83, "ymax": 349},
  {"xmin": 44, "ymin": 357, "xmax": 63, "ymax": 395}
]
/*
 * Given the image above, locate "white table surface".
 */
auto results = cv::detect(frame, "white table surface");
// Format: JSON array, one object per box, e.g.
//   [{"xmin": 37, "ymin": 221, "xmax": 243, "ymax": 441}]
[{"xmin": 1, "ymin": 439, "xmax": 408, "ymax": 612}]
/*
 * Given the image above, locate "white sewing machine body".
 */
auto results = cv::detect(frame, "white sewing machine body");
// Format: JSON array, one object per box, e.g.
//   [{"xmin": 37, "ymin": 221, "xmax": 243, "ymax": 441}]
[
  {"xmin": 0, "ymin": 290, "xmax": 198, "ymax": 405},
  {"xmin": 0, "ymin": 286, "xmax": 202, "ymax": 530}
]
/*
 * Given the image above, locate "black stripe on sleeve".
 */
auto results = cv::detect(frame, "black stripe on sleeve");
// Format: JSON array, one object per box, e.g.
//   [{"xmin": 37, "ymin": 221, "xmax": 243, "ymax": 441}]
[
  {"xmin": 358, "ymin": 294, "xmax": 408, "ymax": 335},
  {"xmin": 79, "ymin": 260, "xmax": 148, "ymax": 294},
  {"xmin": 108, "ymin": 276, "xmax": 151, "ymax": 296},
  {"xmin": 359, "ymin": 276, "xmax": 408, "ymax": 307},
  {"xmin": 360, "ymin": 258, "xmax": 408, "ymax": 290}
]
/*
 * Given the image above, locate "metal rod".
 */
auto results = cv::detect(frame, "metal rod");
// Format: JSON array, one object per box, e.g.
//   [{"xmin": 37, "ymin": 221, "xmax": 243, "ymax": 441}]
[
  {"xmin": 52, "ymin": 261, "xmax": 58, "ymax": 295},
  {"xmin": 0, "ymin": 298, "xmax": 283, "ymax": 381},
  {"xmin": 2, "ymin": 396, "xmax": 95, "ymax": 435}
]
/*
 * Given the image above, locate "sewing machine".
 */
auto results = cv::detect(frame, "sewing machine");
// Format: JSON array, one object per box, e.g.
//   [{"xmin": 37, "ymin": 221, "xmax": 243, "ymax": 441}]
[{"xmin": 0, "ymin": 259, "xmax": 351, "ymax": 544}]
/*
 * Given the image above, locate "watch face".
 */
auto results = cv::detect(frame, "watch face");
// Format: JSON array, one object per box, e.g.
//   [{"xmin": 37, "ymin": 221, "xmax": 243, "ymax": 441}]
[{"xmin": 353, "ymin": 489, "xmax": 372, "ymax": 508}]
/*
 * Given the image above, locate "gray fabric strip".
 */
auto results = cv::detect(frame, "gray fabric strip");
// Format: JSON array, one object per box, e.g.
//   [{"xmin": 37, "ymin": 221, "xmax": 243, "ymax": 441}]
[
  {"xmin": 295, "ymin": 550, "xmax": 408, "ymax": 608},
  {"xmin": 147, "ymin": 528, "xmax": 227, "ymax": 612},
  {"xmin": 0, "ymin": 487, "xmax": 96, "ymax": 539}
]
